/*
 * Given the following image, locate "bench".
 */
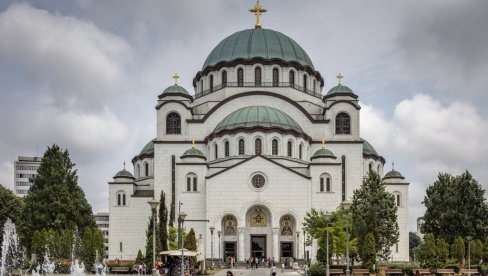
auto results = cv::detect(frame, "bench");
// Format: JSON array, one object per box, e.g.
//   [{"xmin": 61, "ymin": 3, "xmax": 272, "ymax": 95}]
[
  {"xmin": 111, "ymin": 266, "xmax": 131, "ymax": 274},
  {"xmin": 413, "ymin": 269, "xmax": 432, "ymax": 276},
  {"xmin": 330, "ymin": 269, "xmax": 345, "ymax": 276},
  {"xmin": 386, "ymin": 269, "xmax": 404, "ymax": 276},
  {"xmin": 435, "ymin": 269, "xmax": 455, "ymax": 276},
  {"xmin": 460, "ymin": 269, "xmax": 480, "ymax": 276},
  {"xmin": 352, "ymin": 269, "xmax": 370, "ymax": 276}
]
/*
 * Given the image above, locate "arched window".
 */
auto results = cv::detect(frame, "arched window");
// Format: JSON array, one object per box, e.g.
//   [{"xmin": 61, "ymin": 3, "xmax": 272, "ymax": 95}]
[
  {"xmin": 200, "ymin": 79, "xmax": 203, "ymax": 92},
  {"xmin": 289, "ymin": 71, "xmax": 295, "ymax": 87},
  {"xmin": 214, "ymin": 144, "xmax": 218, "ymax": 159},
  {"xmin": 166, "ymin": 112, "xmax": 181, "ymax": 134},
  {"xmin": 273, "ymin": 68, "xmax": 279, "ymax": 87},
  {"xmin": 237, "ymin": 68, "xmax": 244, "ymax": 87},
  {"xmin": 137, "ymin": 164, "xmax": 140, "ymax": 178},
  {"xmin": 299, "ymin": 144, "xmax": 303, "ymax": 159},
  {"xmin": 145, "ymin": 162, "xmax": 149, "ymax": 177},
  {"xmin": 186, "ymin": 174, "xmax": 198, "ymax": 192},
  {"xmin": 335, "ymin": 113, "xmax": 351, "ymax": 134},
  {"xmin": 117, "ymin": 191, "xmax": 126, "ymax": 206},
  {"xmin": 396, "ymin": 194, "xmax": 401, "ymax": 207},
  {"xmin": 272, "ymin": 139, "xmax": 278, "ymax": 155},
  {"xmin": 368, "ymin": 162, "xmax": 373, "ymax": 172},
  {"xmin": 193, "ymin": 177, "xmax": 197, "ymax": 191},
  {"xmin": 255, "ymin": 138, "xmax": 262, "ymax": 155},
  {"xmin": 239, "ymin": 139, "xmax": 245, "ymax": 155},
  {"xmin": 210, "ymin": 75, "xmax": 214, "ymax": 92},
  {"xmin": 117, "ymin": 193, "xmax": 121, "ymax": 205},
  {"xmin": 320, "ymin": 175, "xmax": 332, "ymax": 192},
  {"xmin": 313, "ymin": 79, "xmax": 317, "ymax": 92},
  {"xmin": 222, "ymin": 70, "xmax": 227, "ymax": 87},
  {"xmin": 303, "ymin": 74, "xmax": 308, "ymax": 91},
  {"xmin": 287, "ymin": 141, "xmax": 292, "ymax": 157},
  {"xmin": 255, "ymin": 67, "xmax": 262, "ymax": 86},
  {"xmin": 187, "ymin": 177, "xmax": 191, "ymax": 192},
  {"xmin": 326, "ymin": 177, "xmax": 331, "ymax": 192},
  {"xmin": 225, "ymin": 141, "xmax": 230, "ymax": 157},
  {"xmin": 320, "ymin": 178, "xmax": 324, "ymax": 192},
  {"xmin": 377, "ymin": 164, "xmax": 381, "ymax": 174}
]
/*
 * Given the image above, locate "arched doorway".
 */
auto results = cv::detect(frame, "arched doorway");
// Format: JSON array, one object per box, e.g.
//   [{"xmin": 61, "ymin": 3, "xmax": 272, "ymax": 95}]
[{"xmin": 245, "ymin": 205, "xmax": 272, "ymax": 259}]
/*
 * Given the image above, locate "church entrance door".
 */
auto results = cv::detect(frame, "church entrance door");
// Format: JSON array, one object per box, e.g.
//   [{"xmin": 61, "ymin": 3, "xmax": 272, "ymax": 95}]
[
  {"xmin": 225, "ymin": 242, "xmax": 236, "ymax": 260},
  {"xmin": 250, "ymin": 235, "xmax": 266, "ymax": 258}
]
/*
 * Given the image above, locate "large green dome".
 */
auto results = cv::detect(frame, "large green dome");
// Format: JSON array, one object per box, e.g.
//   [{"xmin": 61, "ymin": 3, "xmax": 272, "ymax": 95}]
[
  {"xmin": 214, "ymin": 106, "xmax": 302, "ymax": 134},
  {"xmin": 203, "ymin": 28, "xmax": 314, "ymax": 70}
]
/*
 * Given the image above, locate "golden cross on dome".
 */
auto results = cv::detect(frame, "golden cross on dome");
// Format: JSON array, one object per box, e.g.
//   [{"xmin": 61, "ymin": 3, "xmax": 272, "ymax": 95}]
[
  {"xmin": 336, "ymin": 73, "xmax": 344, "ymax": 85},
  {"xmin": 249, "ymin": 0, "xmax": 267, "ymax": 29},
  {"xmin": 192, "ymin": 138, "xmax": 196, "ymax": 148},
  {"xmin": 173, "ymin": 73, "xmax": 180, "ymax": 86}
]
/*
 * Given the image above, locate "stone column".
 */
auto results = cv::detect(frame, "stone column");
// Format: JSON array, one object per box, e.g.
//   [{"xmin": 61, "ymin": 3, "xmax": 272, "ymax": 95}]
[
  {"xmin": 272, "ymin": 227, "xmax": 280, "ymax": 260},
  {"xmin": 238, "ymin": 227, "xmax": 246, "ymax": 262}
]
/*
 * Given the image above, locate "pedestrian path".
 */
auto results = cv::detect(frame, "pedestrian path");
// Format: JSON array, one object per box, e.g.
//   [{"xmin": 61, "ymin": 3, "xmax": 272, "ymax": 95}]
[{"xmin": 213, "ymin": 267, "xmax": 301, "ymax": 276}]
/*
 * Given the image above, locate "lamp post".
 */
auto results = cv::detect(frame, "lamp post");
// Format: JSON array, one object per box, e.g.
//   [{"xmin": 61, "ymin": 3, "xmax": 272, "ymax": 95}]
[
  {"xmin": 178, "ymin": 212, "xmax": 187, "ymax": 276},
  {"xmin": 341, "ymin": 200, "xmax": 353, "ymax": 276},
  {"xmin": 217, "ymin": 231, "xmax": 221, "ymax": 268},
  {"xmin": 302, "ymin": 227, "xmax": 306, "ymax": 263},
  {"xmin": 147, "ymin": 197, "xmax": 160, "ymax": 276},
  {"xmin": 199, "ymin": 234, "xmax": 205, "ymax": 273},
  {"xmin": 467, "ymin": 236, "xmax": 473, "ymax": 276},
  {"xmin": 324, "ymin": 211, "xmax": 332, "ymax": 276},
  {"xmin": 210, "ymin": 226, "xmax": 215, "ymax": 268},
  {"xmin": 296, "ymin": 231, "xmax": 300, "ymax": 260}
]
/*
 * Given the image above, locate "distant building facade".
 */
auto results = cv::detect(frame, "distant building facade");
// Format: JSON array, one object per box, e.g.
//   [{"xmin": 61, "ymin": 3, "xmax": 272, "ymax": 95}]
[
  {"xmin": 14, "ymin": 156, "xmax": 41, "ymax": 197},
  {"xmin": 95, "ymin": 212, "xmax": 109, "ymax": 257}
]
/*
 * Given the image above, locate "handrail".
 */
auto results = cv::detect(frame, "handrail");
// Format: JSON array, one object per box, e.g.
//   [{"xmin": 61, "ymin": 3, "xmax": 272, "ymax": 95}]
[{"xmin": 194, "ymin": 82, "xmax": 323, "ymax": 99}]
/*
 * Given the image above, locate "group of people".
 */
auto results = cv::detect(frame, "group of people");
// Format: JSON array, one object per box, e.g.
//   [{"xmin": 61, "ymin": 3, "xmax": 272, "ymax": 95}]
[
  {"xmin": 132, "ymin": 263, "xmax": 148, "ymax": 275},
  {"xmin": 226, "ymin": 255, "xmax": 236, "ymax": 269},
  {"xmin": 245, "ymin": 256, "xmax": 277, "ymax": 269}
]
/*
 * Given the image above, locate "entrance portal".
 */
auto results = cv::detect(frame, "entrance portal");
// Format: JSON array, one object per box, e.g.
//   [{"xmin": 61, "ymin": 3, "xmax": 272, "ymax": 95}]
[
  {"xmin": 281, "ymin": 242, "xmax": 293, "ymax": 257},
  {"xmin": 225, "ymin": 242, "xmax": 236, "ymax": 259},
  {"xmin": 250, "ymin": 235, "xmax": 266, "ymax": 258}
]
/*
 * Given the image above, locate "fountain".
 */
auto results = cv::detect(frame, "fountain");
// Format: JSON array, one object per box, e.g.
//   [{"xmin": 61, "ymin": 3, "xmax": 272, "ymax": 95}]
[
  {"xmin": 70, "ymin": 231, "xmax": 85, "ymax": 276},
  {"xmin": 0, "ymin": 218, "xmax": 23, "ymax": 276},
  {"xmin": 94, "ymin": 250, "xmax": 107, "ymax": 276},
  {"xmin": 41, "ymin": 250, "xmax": 55, "ymax": 275}
]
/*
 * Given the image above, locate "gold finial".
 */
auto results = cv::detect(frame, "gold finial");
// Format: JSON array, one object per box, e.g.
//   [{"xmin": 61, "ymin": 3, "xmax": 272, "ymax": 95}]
[
  {"xmin": 123, "ymin": 161, "xmax": 126, "ymax": 170},
  {"xmin": 192, "ymin": 138, "xmax": 196, "ymax": 148},
  {"xmin": 173, "ymin": 73, "xmax": 180, "ymax": 86},
  {"xmin": 336, "ymin": 73, "xmax": 344, "ymax": 85},
  {"xmin": 249, "ymin": 0, "xmax": 267, "ymax": 29},
  {"xmin": 322, "ymin": 138, "xmax": 325, "ymax": 148}
]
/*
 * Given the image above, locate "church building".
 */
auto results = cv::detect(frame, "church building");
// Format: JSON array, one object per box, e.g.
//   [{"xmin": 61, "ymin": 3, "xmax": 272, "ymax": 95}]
[{"xmin": 108, "ymin": 1, "xmax": 409, "ymax": 263}]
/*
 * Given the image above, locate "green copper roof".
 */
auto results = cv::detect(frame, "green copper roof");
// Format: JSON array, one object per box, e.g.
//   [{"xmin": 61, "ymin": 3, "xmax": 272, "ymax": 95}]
[
  {"xmin": 326, "ymin": 84, "xmax": 355, "ymax": 96},
  {"xmin": 384, "ymin": 170, "xmax": 405, "ymax": 179},
  {"xmin": 139, "ymin": 139, "xmax": 155, "ymax": 156},
  {"xmin": 114, "ymin": 169, "xmax": 135, "ymax": 179},
  {"xmin": 161, "ymin": 85, "xmax": 189, "ymax": 95},
  {"xmin": 181, "ymin": 148, "xmax": 206, "ymax": 160},
  {"xmin": 214, "ymin": 106, "xmax": 302, "ymax": 134},
  {"xmin": 361, "ymin": 138, "xmax": 378, "ymax": 156},
  {"xmin": 310, "ymin": 148, "xmax": 337, "ymax": 160},
  {"xmin": 203, "ymin": 28, "xmax": 314, "ymax": 69}
]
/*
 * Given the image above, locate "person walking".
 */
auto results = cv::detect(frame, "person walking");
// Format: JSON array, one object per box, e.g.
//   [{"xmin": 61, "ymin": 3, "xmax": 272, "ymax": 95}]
[
  {"xmin": 304, "ymin": 264, "xmax": 309, "ymax": 276},
  {"xmin": 271, "ymin": 263, "xmax": 277, "ymax": 276}
]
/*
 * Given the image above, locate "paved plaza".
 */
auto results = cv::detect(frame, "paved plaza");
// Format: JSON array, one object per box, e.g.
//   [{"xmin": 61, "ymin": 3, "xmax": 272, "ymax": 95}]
[{"xmin": 213, "ymin": 268, "xmax": 301, "ymax": 276}]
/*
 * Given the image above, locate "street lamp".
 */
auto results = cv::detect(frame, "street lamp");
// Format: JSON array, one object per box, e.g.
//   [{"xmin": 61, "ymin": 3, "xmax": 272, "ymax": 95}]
[
  {"xmin": 217, "ymin": 231, "xmax": 221, "ymax": 268},
  {"xmin": 147, "ymin": 197, "xmax": 160, "ymax": 276},
  {"xmin": 296, "ymin": 231, "xmax": 300, "ymax": 261},
  {"xmin": 324, "ymin": 211, "xmax": 332, "ymax": 276},
  {"xmin": 199, "ymin": 234, "xmax": 205, "ymax": 273},
  {"xmin": 467, "ymin": 236, "xmax": 473, "ymax": 276},
  {"xmin": 178, "ymin": 211, "xmax": 187, "ymax": 276},
  {"xmin": 209, "ymin": 226, "xmax": 215, "ymax": 268},
  {"xmin": 341, "ymin": 200, "xmax": 353, "ymax": 276},
  {"xmin": 302, "ymin": 227, "xmax": 306, "ymax": 263}
]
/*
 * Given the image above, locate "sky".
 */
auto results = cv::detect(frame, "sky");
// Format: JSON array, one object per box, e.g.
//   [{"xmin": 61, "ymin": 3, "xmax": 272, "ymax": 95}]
[{"xmin": 0, "ymin": 0, "xmax": 487, "ymax": 232}]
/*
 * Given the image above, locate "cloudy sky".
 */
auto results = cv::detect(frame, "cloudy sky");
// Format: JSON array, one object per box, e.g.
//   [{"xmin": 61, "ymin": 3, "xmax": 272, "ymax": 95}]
[{"xmin": 1, "ymin": 0, "xmax": 487, "ymax": 231}]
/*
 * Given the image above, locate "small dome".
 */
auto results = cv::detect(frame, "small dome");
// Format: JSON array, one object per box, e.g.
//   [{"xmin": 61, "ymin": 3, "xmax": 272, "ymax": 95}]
[
  {"xmin": 158, "ymin": 85, "xmax": 192, "ymax": 100},
  {"xmin": 203, "ymin": 28, "xmax": 314, "ymax": 70},
  {"xmin": 214, "ymin": 106, "xmax": 302, "ymax": 134},
  {"xmin": 361, "ymin": 138, "xmax": 378, "ymax": 156},
  {"xmin": 114, "ymin": 169, "xmax": 135, "ymax": 179},
  {"xmin": 384, "ymin": 169, "xmax": 405, "ymax": 180},
  {"xmin": 326, "ymin": 84, "xmax": 356, "ymax": 96},
  {"xmin": 310, "ymin": 148, "xmax": 337, "ymax": 160},
  {"xmin": 139, "ymin": 139, "xmax": 155, "ymax": 156},
  {"xmin": 181, "ymin": 148, "xmax": 206, "ymax": 160}
]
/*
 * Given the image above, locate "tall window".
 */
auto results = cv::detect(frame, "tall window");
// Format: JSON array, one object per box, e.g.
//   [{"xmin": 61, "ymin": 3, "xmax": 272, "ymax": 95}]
[
  {"xmin": 273, "ymin": 68, "xmax": 279, "ymax": 87},
  {"xmin": 239, "ymin": 139, "xmax": 245, "ymax": 155},
  {"xmin": 255, "ymin": 139, "xmax": 262, "ymax": 155},
  {"xmin": 326, "ymin": 178, "xmax": 331, "ymax": 192},
  {"xmin": 272, "ymin": 139, "xmax": 278, "ymax": 155},
  {"xmin": 137, "ymin": 164, "xmax": 140, "ymax": 178},
  {"xmin": 120, "ymin": 242, "xmax": 123, "ymax": 252},
  {"xmin": 313, "ymin": 80, "xmax": 317, "ymax": 92},
  {"xmin": 222, "ymin": 70, "xmax": 227, "ymax": 87},
  {"xmin": 200, "ymin": 79, "xmax": 203, "ymax": 92},
  {"xmin": 145, "ymin": 162, "xmax": 149, "ymax": 177},
  {"xmin": 123, "ymin": 194, "xmax": 126, "ymax": 205},
  {"xmin": 187, "ymin": 177, "xmax": 191, "ymax": 191},
  {"xmin": 193, "ymin": 177, "xmax": 197, "ymax": 191},
  {"xmin": 289, "ymin": 71, "xmax": 295, "ymax": 87},
  {"xmin": 166, "ymin": 112, "xmax": 181, "ymax": 134},
  {"xmin": 287, "ymin": 141, "xmax": 292, "ymax": 157},
  {"xmin": 210, "ymin": 75, "xmax": 214, "ymax": 92},
  {"xmin": 303, "ymin": 74, "xmax": 308, "ymax": 91},
  {"xmin": 320, "ymin": 178, "xmax": 324, "ymax": 192},
  {"xmin": 369, "ymin": 162, "xmax": 373, "ymax": 172},
  {"xmin": 396, "ymin": 194, "xmax": 401, "ymax": 206},
  {"xmin": 225, "ymin": 141, "xmax": 230, "ymax": 157},
  {"xmin": 255, "ymin": 67, "xmax": 262, "ymax": 86},
  {"xmin": 299, "ymin": 144, "xmax": 303, "ymax": 159},
  {"xmin": 117, "ymin": 192, "xmax": 126, "ymax": 206},
  {"xmin": 237, "ymin": 68, "xmax": 244, "ymax": 87},
  {"xmin": 214, "ymin": 144, "xmax": 218, "ymax": 159},
  {"xmin": 335, "ymin": 113, "xmax": 351, "ymax": 134}
]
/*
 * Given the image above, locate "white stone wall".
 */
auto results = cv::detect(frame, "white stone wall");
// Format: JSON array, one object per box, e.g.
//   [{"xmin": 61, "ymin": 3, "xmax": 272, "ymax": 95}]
[{"xmin": 385, "ymin": 182, "xmax": 409, "ymax": 262}]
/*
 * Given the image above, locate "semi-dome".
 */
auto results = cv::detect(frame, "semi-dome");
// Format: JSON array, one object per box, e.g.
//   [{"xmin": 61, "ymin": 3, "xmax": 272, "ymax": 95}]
[
  {"xmin": 361, "ymin": 138, "xmax": 378, "ymax": 156},
  {"xmin": 114, "ymin": 169, "xmax": 135, "ymax": 179},
  {"xmin": 203, "ymin": 28, "xmax": 314, "ymax": 70},
  {"xmin": 384, "ymin": 169, "xmax": 405, "ymax": 180},
  {"xmin": 214, "ymin": 106, "xmax": 302, "ymax": 134},
  {"xmin": 181, "ymin": 148, "xmax": 206, "ymax": 160},
  {"xmin": 139, "ymin": 140, "xmax": 155, "ymax": 156},
  {"xmin": 310, "ymin": 148, "xmax": 337, "ymax": 160}
]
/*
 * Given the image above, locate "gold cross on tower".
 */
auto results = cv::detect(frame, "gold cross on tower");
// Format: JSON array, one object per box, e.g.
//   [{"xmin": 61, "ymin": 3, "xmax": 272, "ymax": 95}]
[
  {"xmin": 192, "ymin": 137, "xmax": 196, "ymax": 148},
  {"xmin": 336, "ymin": 73, "xmax": 344, "ymax": 85},
  {"xmin": 322, "ymin": 138, "xmax": 326, "ymax": 148},
  {"xmin": 173, "ymin": 73, "xmax": 180, "ymax": 86},
  {"xmin": 249, "ymin": 0, "xmax": 267, "ymax": 29}
]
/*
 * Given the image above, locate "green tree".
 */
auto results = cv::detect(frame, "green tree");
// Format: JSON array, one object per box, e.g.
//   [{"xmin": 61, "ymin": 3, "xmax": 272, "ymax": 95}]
[
  {"xmin": 185, "ymin": 228, "xmax": 197, "ymax": 251},
  {"xmin": 145, "ymin": 215, "xmax": 161, "ymax": 268},
  {"xmin": 409, "ymin": 232, "xmax": 422, "ymax": 261},
  {"xmin": 136, "ymin": 250, "xmax": 144, "ymax": 264},
  {"xmin": 419, "ymin": 233, "xmax": 440, "ymax": 269},
  {"xmin": 483, "ymin": 237, "xmax": 488, "ymax": 263},
  {"xmin": 158, "ymin": 191, "xmax": 169, "ymax": 251},
  {"xmin": 436, "ymin": 238, "xmax": 449, "ymax": 263},
  {"xmin": 0, "ymin": 184, "xmax": 24, "ymax": 253},
  {"xmin": 20, "ymin": 145, "xmax": 96, "ymax": 252},
  {"xmin": 351, "ymin": 171, "xmax": 399, "ymax": 260},
  {"xmin": 450, "ymin": 236, "xmax": 465, "ymax": 263},
  {"xmin": 422, "ymin": 171, "xmax": 488, "ymax": 243},
  {"xmin": 168, "ymin": 226, "xmax": 178, "ymax": 250},
  {"xmin": 471, "ymin": 239, "xmax": 483, "ymax": 264},
  {"xmin": 362, "ymin": 233, "xmax": 377, "ymax": 270}
]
